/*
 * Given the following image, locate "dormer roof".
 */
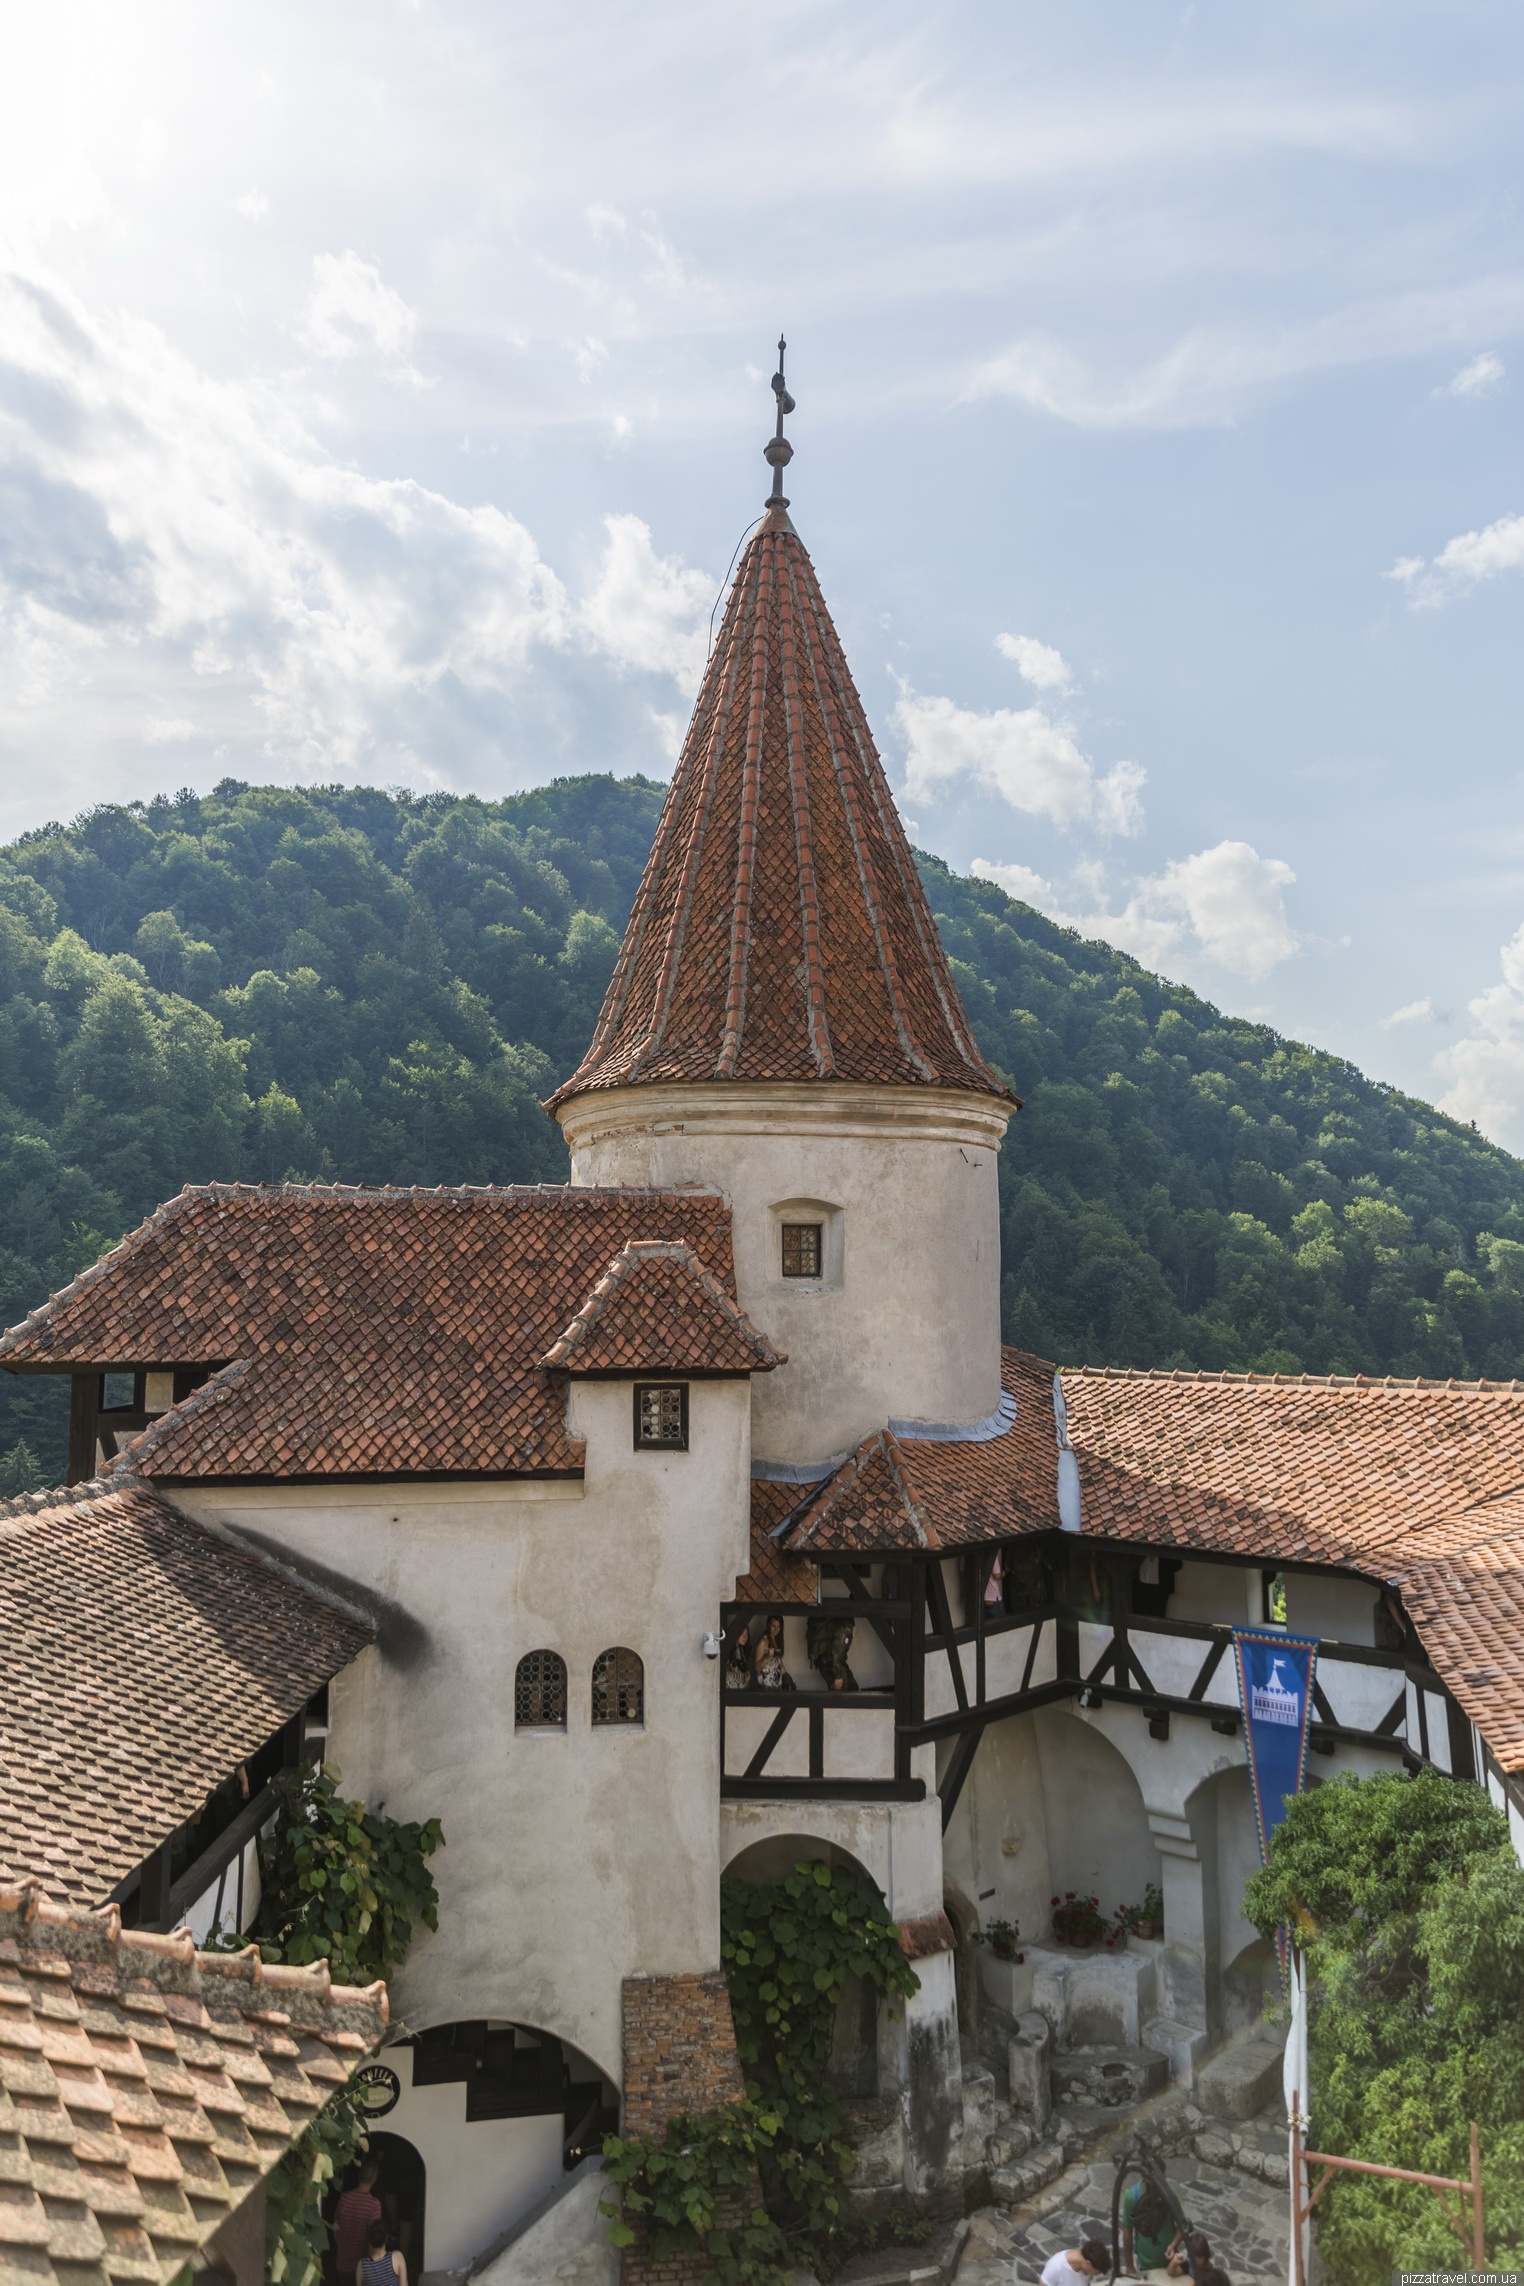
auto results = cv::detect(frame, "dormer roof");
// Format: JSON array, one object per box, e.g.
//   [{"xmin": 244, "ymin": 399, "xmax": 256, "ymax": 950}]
[
  {"xmin": 538, "ymin": 1238, "xmax": 784, "ymax": 1376},
  {"xmin": 549, "ymin": 512, "xmax": 1015, "ymax": 1109}
]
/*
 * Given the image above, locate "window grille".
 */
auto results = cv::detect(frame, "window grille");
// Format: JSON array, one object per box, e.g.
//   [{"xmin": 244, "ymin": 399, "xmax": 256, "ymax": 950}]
[
  {"xmin": 592, "ymin": 1646, "xmax": 644, "ymax": 1726},
  {"xmin": 781, "ymin": 1222, "xmax": 823, "ymax": 1278},
  {"xmin": 634, "ymin": 1383, "xmax": 688, "ymax": 1449},
  {"xmin": 514, "ymin": 1649, "xmax": 567, "ymax": 1727}
]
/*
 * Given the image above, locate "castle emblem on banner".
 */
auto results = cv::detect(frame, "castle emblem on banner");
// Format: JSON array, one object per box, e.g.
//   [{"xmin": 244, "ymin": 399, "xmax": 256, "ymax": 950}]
[{"xmin": 1251, "ymin": 1657, "xmax": 1301, "ymax": 1727}]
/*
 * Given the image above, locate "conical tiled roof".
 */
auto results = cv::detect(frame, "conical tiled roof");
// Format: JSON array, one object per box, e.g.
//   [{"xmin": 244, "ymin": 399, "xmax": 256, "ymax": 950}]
[{"xmin": 550, "ymin": 506, "xmax": 1013, "ymax": 1106}]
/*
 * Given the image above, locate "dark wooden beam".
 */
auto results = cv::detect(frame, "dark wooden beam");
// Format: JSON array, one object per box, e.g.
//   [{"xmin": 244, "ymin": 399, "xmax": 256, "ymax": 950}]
[{"xmin": 67, "ymin": 1374, "xmax": 99, "ymax": 1485}]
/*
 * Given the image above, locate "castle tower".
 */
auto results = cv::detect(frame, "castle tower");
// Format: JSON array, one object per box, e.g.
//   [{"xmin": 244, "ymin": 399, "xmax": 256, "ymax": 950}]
[{"xmin": 550, "ymin": 349, "xmax": 1016, "ymax": 1467}]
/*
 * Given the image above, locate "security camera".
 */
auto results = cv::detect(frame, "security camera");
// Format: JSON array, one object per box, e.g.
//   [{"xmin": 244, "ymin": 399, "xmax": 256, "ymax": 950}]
[{"xmin": 702, "ymin": 1632, "xmax": 724, "ymax": 1660}]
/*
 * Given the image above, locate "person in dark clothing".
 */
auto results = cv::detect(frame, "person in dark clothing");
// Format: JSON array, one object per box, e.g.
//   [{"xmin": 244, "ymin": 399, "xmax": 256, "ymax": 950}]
[{"xmin": 806, "ymin": 1612, "xmax": 857, "ymax": 1690}]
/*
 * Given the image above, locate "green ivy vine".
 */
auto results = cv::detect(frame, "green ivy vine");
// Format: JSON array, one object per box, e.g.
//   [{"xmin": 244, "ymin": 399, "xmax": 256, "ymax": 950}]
[
  {"xmin": 601, "ymin": 1859, "xmax": 919, "ymax": 2285},
  {"xmin": 265, "ymin": 2081, "xmax": 372, "ymax": 2286},
  {"xmin": 254, "ymin": 1760, "xmax": 444, "ymax": 1984},
  {"xmin": 249, "ymin": 1763, "xmax": 444, "ymax": 2286}
]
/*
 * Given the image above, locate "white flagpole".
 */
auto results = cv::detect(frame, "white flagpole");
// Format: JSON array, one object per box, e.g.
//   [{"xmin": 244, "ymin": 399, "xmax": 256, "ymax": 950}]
[{"xmin": 1283, "ymin": 1948, "xmax": 1309, "ymax": 2286}]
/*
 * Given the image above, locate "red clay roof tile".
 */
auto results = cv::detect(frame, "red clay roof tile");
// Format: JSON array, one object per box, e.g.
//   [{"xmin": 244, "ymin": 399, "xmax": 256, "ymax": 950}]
[
  {"xmin": 549, "ymin": 521, "xmax": 1015, "ymax": 1109},
  {"xmin": 0, "ymin": 1886, "xmax": 385, "ymax": 2286},
  {"xmin": 0, "ymin": 1477, "xmax": 371, "ymax": 1905},
  {"xmin": 0, "ymin": 1184, "xmax": 748, "ymax": 1482},
  {"xmin": 538, "ymin": 1238, "xmax": 784, "ymax": 1375}
]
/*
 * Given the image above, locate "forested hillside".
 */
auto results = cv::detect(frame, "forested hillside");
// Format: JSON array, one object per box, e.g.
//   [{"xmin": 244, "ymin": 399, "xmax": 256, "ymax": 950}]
[{"xmin": 4, "ymin": 775, "xmax": 1524, "ymax": 1484}]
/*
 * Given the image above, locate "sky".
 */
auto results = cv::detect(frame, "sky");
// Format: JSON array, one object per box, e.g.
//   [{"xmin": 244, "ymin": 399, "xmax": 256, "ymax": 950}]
[{"xmin": 3, "ymin": 3, "xmax": 1524, "ymax": 1139}]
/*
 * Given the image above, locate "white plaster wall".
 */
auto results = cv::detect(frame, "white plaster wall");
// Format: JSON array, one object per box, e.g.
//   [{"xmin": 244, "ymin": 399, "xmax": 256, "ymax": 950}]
[
  {"xmin": 942, "ymin": 1714, "xmax": 1053, "ymax": 1958},
  {"xmin": 558, "ymin": 1082, "xmax": 1011, "ymax": 1465},
  {"xmin": 720, "ymin": 1777, "xmax": 945, "ymax": 1920},
  {"xmin": 370, "ymin": 2044, "xmax": 566, "ymax": 2272},
  {"xmin": 1165, "ymin": 1562, "xmax": 1262, "ymax": 1628},
  {"xmin": 1283, "ymin": 1572, "xmax": 1379, "ymax": 1645},
  {"xmin": 1031, "ymin": 1709, "xmax": 1163, "ymax": 1930},
  {"xmin": 178, "ymin": 1376, "xmax": 753, "ymax": 2085},
  {"xmin": 1190, "ymin": 1764, "xmax": 1264, "ymax": 1971}
]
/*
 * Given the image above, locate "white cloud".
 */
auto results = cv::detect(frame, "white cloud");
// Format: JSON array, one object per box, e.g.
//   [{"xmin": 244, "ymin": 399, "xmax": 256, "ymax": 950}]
[
  {"xmin": 1437, "ymin": 923, "xmax": 1524, "ymax": 1148},
  {"xmin": 894, "ymin": 687, "xmax": 1144, "ymax": 834},
  {"xmin": 300, "ymin": 251, "xmax": 421, "ymax": 368},
  {"xmin": 577, "ymin": 513, "xmax": 714, "ymax": 695},
  {"xmin": 1389, "ymin": 511, "xmax": 1524, "ymax": 606},
  {"xmin": 1437, "ymin": 351, "xmax": 1503, "ymax": 398},
  {"xmin": 972, "ymin": 839, "xmax": 1299, "ymax": 979},
  {"xmin": 0, "ymin": 266, "xmax": 710, "ymax": 804},
  {"xmin": 995, "ymin": 632, "xmax": 1072, "ymax": 690},
  {"xmin": 971, "ymin": 857, "xmax": 1058, "ymax": 906},
  {"xmin": 236, "ymin": 189, "xmax": 269, "ymax": 221},
  {"xmin": 1380, "ymin": 995, "xmax": 1449, "ymax": 1030}
]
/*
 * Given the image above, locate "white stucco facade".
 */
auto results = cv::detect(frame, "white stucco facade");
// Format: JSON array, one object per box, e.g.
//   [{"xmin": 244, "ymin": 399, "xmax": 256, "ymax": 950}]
[
  {"xmin": 179, "ymin": 1375, "xmax": 753, "ymax": 2080},
  {"xmin": 557, "ymin": 1081, "xmax": 1012, "ymax": 1465}
]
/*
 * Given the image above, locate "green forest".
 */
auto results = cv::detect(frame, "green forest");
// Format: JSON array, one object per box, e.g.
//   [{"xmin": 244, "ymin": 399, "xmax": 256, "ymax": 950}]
[{"xmin": 4, "ymin": 773, "xmax": 1524, "ymax": 1486}]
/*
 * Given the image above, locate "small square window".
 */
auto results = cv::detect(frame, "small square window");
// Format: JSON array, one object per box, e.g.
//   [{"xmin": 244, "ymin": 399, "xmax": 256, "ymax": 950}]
[
  {"xmin": 781, "ymin": 1222, "xmax": 823, "ymax": 1279},
  {"xmin": 100, "ymin": 1372, "xmax": 139, "ymax": 1414},
  {"xmin": 634, "ymin": 1383, "xmax": 688, "ymax": 1450}
]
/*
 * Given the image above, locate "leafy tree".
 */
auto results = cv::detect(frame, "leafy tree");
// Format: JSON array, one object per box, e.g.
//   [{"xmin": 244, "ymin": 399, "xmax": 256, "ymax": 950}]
[{"xmin": 1245, "ymin": 1771, "xmax": 1524, "ymax": 2282}]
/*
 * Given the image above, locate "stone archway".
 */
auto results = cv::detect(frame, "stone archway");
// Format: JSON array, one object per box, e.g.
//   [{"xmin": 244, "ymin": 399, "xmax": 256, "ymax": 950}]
[
  {"xmin": 725, "ymin": 1832, "xmax": 886, "ymax": 2099},
  {"xmin": 1031, "ymin": 1707, "xmax": 1163, "ymax": 1935}
]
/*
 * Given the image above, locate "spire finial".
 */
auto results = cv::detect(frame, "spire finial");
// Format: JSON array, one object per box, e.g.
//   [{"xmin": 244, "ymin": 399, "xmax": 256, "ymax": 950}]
[{"xmin": 763, "ymin": 335, "xmax": 795, "ymax": 513}]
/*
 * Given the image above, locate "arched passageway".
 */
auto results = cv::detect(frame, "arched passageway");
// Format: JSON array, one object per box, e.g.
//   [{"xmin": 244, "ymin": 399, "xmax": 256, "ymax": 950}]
[
  {"xmin": 357, "ymin": 2020, "xmax": 617, "ymax": 2272},
  {"xmin": 724, "ymin": 1832, "xmax": 886, "ymax": 2099}
]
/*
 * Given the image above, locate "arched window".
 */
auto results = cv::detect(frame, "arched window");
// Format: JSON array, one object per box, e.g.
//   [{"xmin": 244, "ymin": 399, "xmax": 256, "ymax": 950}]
[
  {"xmin": 515, "ymin": 1649, "xmax": 567, "ymax": 1728},
  {"xmin": 591, "ymin": 1647, "xmax": 644, "ymax": 1727}
]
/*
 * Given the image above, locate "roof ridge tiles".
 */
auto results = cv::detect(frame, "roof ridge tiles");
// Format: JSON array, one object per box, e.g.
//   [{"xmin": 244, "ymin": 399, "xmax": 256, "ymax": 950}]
[
  {"xmin": 0, "ymin": 1472, "xmax": 120, "ymax": 1525},
  {"xmin": 1064, "ymin": 1361, "xmax": 1524, "ymax": 1396},
  {"xmin": 0, "ymin": 1882, "xmax": 388, "ymax": 2023},
  {"xmin": 538, "ymin": 1236, "xmax": 784, "ymax": 1374}
]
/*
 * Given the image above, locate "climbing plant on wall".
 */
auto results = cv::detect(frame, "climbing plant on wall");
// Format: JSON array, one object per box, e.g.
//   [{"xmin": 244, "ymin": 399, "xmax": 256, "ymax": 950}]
[
  {"xmin": 265, "ymin": 2080, "xmax": 372, "ymax": 2286},
  {"xmin": 253, "ymin": 1760, "xmax": 444, "ymax": 1984},
  {"xmin": 601, "ymin": 1858, "xmax": 919, "ymax": 2284},
  {"xmin": 249, "ymin": 1764, "xmax": 444, "ymax": 2286}
]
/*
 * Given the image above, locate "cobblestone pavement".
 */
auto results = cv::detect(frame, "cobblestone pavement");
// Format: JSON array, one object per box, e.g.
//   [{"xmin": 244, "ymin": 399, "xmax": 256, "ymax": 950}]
[{"xmin": 953, "ymin": 2096, "xmax": 1292, "ymax": 2286}]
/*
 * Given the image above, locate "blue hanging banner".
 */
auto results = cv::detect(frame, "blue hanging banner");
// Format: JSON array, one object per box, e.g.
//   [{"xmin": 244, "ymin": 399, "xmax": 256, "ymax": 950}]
[{"xmin": 1232, "ymin": 1629, "xmax": 1319, "ymax": 1862}]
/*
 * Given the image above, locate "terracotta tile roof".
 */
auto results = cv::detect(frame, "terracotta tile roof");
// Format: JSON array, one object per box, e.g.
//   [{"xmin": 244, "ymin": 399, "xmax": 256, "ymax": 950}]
[
  {"xmin": 776, "ymin": 1351, "xmax": 1061, "ymax": 1554},
  {"xmin": 0, "ymin": 1183, "xmax": 742, "ymax": 1483},
  {"xmin": 549, "ymin": 515, "xmax": 1015, "ymax": 1109},
  {"xmin": 1397, "ymin": 1512, "xmax": 1524, "ymax": 1774},
  {"xmin": 0, "ymin": 1883, "xmax": 386, "ymax": 2286},
  {"xmin": 0, "ymin": 1476, "xmax": 372, "ymax": 1906},
  {"xmin": 538, "ymin": 1239, "xmax": 784, "ymax": 1375},
  {"xmin": 733, "ymin": 1484, "xmax": 819, "ymax": 1602},
  {"xmin": 1060, "ymin": 1364, "xmax": 1524, "ymax": 1575}
]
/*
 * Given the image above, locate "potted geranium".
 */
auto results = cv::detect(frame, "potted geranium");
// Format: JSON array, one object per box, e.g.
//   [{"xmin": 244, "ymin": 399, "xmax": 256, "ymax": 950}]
[
  {"xmin": 1113, "ymin": 1884, "xmax": 1164, "ymax": 1942},
  {"xmin": 1050, "ymin": 1891, "xmax": 1109, "ymax": 1948},
  {"xmin": 973, "ymin": 1916, "xmax": 1023, "ymax": 1963}
]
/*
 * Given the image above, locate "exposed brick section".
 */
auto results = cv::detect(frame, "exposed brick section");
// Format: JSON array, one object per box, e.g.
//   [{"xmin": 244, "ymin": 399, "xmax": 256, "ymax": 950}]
[
  {"xmin": 549, "ymin": 523, "xmax": 1016, "ymax": 1109},
  {"xmin": 0, "ymin": 1883, "xmax": 387, "ymax": 2286},
  {"xmin": 0, "ymin": 1476, "xmax": 371, "ymax": 1904},
  {"xmin": 539, "ymin": 1239, "xmax": 784, "ymax": 1376},
  {"xmin": 0, "ymin": 1183, "xmax": 739, "ymax": 1483},
  {"xmin": 620, "ymin": 1971, "xmax": 748, "ymax": 2286}
]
